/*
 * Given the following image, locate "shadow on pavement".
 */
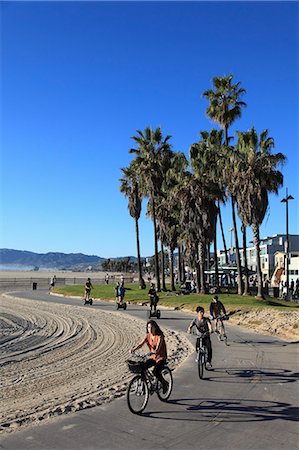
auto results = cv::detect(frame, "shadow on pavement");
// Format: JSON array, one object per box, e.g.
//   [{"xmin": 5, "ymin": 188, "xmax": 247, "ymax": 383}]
[
  {"xmin": 143, "ymin": 398, "xmax": 299, "ymax": 422},
  {"xmin": 205, "ymin": 367, "xmax": 299, "ymax": 384}
]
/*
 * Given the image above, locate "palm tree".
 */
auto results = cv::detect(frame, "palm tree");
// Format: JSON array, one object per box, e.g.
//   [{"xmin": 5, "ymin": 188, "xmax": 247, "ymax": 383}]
[
  {"xmin": 190, "ymin": 129, "xmax": 227, "ymax": 291},
  {"xmin": 241, "ymin": 223, "xmax": 250, "ymax": 296},
  {"xmin": 231, "ymin": 128, "xmax": 285, "ymax": 298},
  {"xmin": 130, "ymin": 127, "xmax": 172, "ymax": 292},
  {"xmin": 203, "ymin": 74, "xmax": 247, "ymax": 294},
  {"xmin": 177, "ymin": 172, "xmax": 217, "ymax": 294},
  {"xmin": 119, "ymin": 162, "xmax": 146, "ymax": 289}
]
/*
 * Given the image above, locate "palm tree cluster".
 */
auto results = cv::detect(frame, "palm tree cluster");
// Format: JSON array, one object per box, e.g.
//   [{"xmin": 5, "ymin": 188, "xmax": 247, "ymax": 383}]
[
  {"xmin": 101, "ymin": 257, "xmax": 137, "ymax": 273},
  {"xmin": 120, "ymin": 74, "xmax": 285, "ymax": 297}
]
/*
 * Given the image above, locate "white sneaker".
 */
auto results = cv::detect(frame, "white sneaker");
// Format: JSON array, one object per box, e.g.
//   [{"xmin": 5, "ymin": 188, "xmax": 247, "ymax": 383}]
[{"xmin": 206, "ymin": 362, "xmax": 212, "ymax": 370}]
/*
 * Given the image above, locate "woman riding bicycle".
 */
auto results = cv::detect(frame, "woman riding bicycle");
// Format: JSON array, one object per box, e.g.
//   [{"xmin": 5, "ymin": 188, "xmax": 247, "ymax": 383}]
[{"xmin": 130, "ymin": 320, "xmax": 169, "ymax": 393}]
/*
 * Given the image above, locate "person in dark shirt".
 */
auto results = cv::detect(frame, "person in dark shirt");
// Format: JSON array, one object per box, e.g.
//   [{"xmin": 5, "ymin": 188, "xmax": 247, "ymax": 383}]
[
  {"xmin": 209, "ymin": 295, "xmax": 227, "ymax": 336},
  {"xmin": 148, "ymin": 283, "xmax": 159, "ymax": 312},
  {"xmin": 115, "ymin": 282, "xmax": 125, "ymax": 304},
  {"xmin": 84, "ymin": 278, "xmax": 93, "ymax": 301},
  {"xmin": 187, "ymin": 306, "xmax": 213, "ymax": 369}
]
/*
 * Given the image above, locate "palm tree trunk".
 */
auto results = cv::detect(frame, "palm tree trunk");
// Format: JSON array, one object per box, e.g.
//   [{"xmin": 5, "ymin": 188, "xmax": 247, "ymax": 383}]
[
  {"xmin": 170, "ymin": 247, "xmax": 175, "ymax": 291},
  {"xmin": 181, "ymin": 243, "xmax": 186, "ymax": 283},
  {"xmin": 241, "ymin": 224, "xmax": 249, "ymax": 296},
  {"xmin": 252, "ymin": 223, "xmax": 264, "ymax": 298},
  {"xmin": 135, "ymin": 217, "xmax": 145, "ymax": 289},
  {"xmin": 218, "ymin": 201, "xmax": 229, "ymax": 264},
  {"xmin": 231, "ymin": 196, "xmax": 243, "ymax": 294},
  {"xmin": 161, "ymin": 243, "xmax": 167, "ymax": 291},
  {"xmin": 152, "ymin": 198, "xmax": 161, "ymax": 291},
  {"xmin": 214, "ymin": 214, "xmax": 219, "ymax": 291},
  {"xmin": 198, "ymin": 241, "xmax": 206, "ymax": 294},
  {"xmin": 178, "ymin": 243, "xmax": 183, "ymax": 284},
  {"xmin": 196, "ymin": 245, "xmax": 200, "ymax": 293}
]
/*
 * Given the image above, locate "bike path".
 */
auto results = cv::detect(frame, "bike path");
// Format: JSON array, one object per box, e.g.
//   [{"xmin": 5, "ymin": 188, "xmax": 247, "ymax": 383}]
[{"xmin": 1, "ymin": 290, "xmax": 298, "ymax": 450}]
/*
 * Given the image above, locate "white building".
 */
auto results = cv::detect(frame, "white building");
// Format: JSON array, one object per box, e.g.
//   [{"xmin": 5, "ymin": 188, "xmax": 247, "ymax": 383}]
[{"xmin": 218, "ymin": 234, "xmax": 299, "ymax": 282}]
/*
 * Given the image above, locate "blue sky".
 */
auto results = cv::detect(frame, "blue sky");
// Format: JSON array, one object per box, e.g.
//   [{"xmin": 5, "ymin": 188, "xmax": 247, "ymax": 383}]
[{"xmin": 1, "ymin": 1, "xmax": 298, "ymax": 258}]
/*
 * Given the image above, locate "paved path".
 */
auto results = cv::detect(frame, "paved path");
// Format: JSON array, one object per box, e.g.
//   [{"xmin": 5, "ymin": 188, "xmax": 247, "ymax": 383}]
[{"xmin": 1, "ymin": 290, "xmax": 298, "ymax": 450}]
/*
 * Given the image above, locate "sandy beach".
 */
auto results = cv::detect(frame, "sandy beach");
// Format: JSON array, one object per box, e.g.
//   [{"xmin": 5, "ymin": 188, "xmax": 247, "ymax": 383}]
[
  {"xmin": 1, "ymin": 271, "xmax": 298, "ymax": 434},
  {"xmin": 0, "ymin": 294, "xmax": 193, "ymax": 434}
]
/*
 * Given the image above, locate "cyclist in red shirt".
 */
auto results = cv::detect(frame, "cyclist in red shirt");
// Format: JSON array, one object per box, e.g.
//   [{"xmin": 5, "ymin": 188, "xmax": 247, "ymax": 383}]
[{"xmin": 130, "ymin": 320, "xmax": 168, "ymax": 393}]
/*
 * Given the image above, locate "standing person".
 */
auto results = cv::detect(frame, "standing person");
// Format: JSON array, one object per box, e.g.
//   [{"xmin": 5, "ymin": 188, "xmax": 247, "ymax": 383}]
[
  {"xmin": 290, "ymin": 279, "xmax": 295, "ymax": 298},
  {"xmin": 120, "ymin": 274, "xmax": 125, "ymax": 287},
  {"xmin": 209, "ymin": 295, "xmax": 227, "ymax": 337},
  {"xmin": 115, "ymin": 282, "xmax": 125, "ymax": 304},
  {"xmin": 148, "ymin": 283, "xmax": 159, "ymax": 312},
  {"xmin": 187, "ymin": 306, "xmax": 213, "ymax": 369},
  {"xmin": 84, "ymin": 278, "xmax": 93, "ymax": 302},
  {"xmin": 105, "ymin": 273, "xmax": 109, "ymax": 285},
  {"xmin": 49, "ymin": 275, "xmax": 56, "ymax": 292},
  {"xmin": 130, "ymin": 320, "xmax": 169, "ymax": 393}
]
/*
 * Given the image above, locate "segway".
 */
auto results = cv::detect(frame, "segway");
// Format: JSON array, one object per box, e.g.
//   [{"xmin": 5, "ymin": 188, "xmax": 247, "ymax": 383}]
[
  {"xmin": 84, "ymin": 298, "xmax": 93, "ymax": 305},
  {"xmin": 115, "ymin": 297, "xmax": 127, "ymax": 310},
  {"xmin": 148, "ymin": 295, "xmax": 160, "ymax": 318},
  {"xmin": 147, "ymin": 308, "xmax": 161, "ymax": 319}
]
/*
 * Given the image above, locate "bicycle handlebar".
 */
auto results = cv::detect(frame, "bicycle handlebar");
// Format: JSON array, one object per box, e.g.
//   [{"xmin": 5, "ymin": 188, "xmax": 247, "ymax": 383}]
[
  {"xmin": 215, "ymin": 314, "xmax": 229, "ymax": 321},
  {"xmin": 130, "ymin": 351, "xmax": 154, "ymax": 359},
  {"xmin": 192, "ymin": 330, "xmax": 210, "ymax": 338}
]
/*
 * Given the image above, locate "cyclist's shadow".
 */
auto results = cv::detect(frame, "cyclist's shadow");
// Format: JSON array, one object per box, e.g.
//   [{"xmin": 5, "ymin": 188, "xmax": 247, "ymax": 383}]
[{"xmin": 142, "ymin": 397, "xmax": 298, "ymax": 423}]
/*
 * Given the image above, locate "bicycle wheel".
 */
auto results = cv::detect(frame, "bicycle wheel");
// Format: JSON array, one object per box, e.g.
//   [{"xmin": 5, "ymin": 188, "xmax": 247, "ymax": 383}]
[
  {"xmin": 198, "ymin": 350, "xmax": 204, "ymax": 379},
  {"xmin": 157, "ymin": 367, "xmax": 173, "ymax": 401},
  {"xmin": 127, "ymin": 375, "xmax": 149, "ymax": 414}
]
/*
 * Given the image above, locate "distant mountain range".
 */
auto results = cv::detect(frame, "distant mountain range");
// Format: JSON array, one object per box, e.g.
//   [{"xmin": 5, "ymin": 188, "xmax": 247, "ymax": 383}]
[{"xmin": 0, "ymin": 249, "xmax": 137, "ymax": 270}]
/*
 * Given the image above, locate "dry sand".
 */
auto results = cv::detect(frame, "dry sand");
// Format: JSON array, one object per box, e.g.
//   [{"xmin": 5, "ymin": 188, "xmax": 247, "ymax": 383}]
[
  {"xmin": 228, "ymin": 308, "xmax": 299, "ymax": 341},
  {"xmin": 0, "ymin": 294, "xmax": 193, "ymax": 434}
]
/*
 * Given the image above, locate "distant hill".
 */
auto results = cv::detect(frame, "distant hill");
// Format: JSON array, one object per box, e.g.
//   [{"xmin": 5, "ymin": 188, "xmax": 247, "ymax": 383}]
[
  {"xmin": 0, "ymin": 249, "xmax": 139, "ymax": 271},
  {"xmin": 0, "ymin": 249, "xmax": 105, "ymax": 270}
]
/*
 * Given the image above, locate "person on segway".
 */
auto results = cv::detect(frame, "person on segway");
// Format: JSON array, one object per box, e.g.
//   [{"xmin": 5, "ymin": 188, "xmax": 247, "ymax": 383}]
[
  {"xmin": 84, "ymin": 278, "xmax": 93, "ymax": 303},
  {"xmin": 148, "ymin": 283, "xmax": 159, "ymax": 313},
  {"xmin": 115, "ymin": 282, "xmax": 125, "ymax": 305}
]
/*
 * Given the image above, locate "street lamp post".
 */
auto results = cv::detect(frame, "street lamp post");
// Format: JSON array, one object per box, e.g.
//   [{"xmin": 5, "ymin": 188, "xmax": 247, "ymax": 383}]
[{"xmin": 281, "ymin": 188, "xmax": 294, "ymax": 295}]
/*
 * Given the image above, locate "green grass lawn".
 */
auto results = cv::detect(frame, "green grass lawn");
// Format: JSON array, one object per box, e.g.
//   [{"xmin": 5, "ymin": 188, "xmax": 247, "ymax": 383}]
[{"xmin": 54, "ymin": 283, "xmax": 298, "ymax": 313}]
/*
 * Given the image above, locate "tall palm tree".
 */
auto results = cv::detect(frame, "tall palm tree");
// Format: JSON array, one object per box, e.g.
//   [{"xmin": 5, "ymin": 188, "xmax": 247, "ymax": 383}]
[
  {"xmin": 241, "ymin": 223, "xmax": 250, "ymax": 296},
  {"xmin": 177, "ymin": 172, "xmax": 217, "ymax": 294},
  {"xmin": 231, "ymin": 128, "xmax": 285, "ymax": 298},
  {"xmin": 130, "ymin": 127, "xmax": 172, "ymax": 292},
  {"xmin": 119, "ymin": 162, "xmax": 146, "ymax": 289},
  {"xmin": 203, "ymin": 74, "xmax": 246, "ymax": 294},
  {"xmin": 190, "ymin": 129, "xmax": 227, "ymax": 291}
]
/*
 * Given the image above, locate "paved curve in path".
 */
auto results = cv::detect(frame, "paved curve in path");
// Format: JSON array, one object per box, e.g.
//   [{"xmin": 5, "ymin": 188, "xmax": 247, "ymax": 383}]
[{"xmin": 1, "ymin": 290, "xmax": 298, "ymax": 450}]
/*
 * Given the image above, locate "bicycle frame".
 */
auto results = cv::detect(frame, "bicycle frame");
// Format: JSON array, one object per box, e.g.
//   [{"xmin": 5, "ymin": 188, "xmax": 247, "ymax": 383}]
[
  {"xmin": 127, "ymin": 352, "xmax": 173, "ymax": 414},
  {"xmin": 215, "ymin": 315, "xmax": 228, "ymax": 344}
]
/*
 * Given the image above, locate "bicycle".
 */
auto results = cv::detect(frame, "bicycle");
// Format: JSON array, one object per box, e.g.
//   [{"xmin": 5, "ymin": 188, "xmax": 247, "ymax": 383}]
[
  {"xmin": 193, "ymin": 331, "xmax": 210, "ymax": 379},
  {"xmin": 126, "ymin": 352, "xmax": 173, "ymax": 414},
  {"xmin": 214, "ymin": 314, "xmax": 229, "ymax": 345}
]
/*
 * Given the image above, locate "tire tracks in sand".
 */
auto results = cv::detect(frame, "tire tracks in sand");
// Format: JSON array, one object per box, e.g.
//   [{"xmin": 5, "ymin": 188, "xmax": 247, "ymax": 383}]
[{"xmin": 0, "ymin": 295, "xmax": 193, "ymax": 433}]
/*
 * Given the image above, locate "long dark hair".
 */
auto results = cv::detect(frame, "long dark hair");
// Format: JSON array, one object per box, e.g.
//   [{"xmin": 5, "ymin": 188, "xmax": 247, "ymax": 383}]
[{"xmin": 146, "ymin": 320, "xmax": 163, "ymax": 336}]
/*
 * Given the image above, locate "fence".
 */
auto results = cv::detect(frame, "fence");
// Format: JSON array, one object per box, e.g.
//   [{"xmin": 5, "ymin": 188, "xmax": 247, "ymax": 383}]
[{"xmin": 0, "ymin": 275, "xmax": 135, "ymax": 291}]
